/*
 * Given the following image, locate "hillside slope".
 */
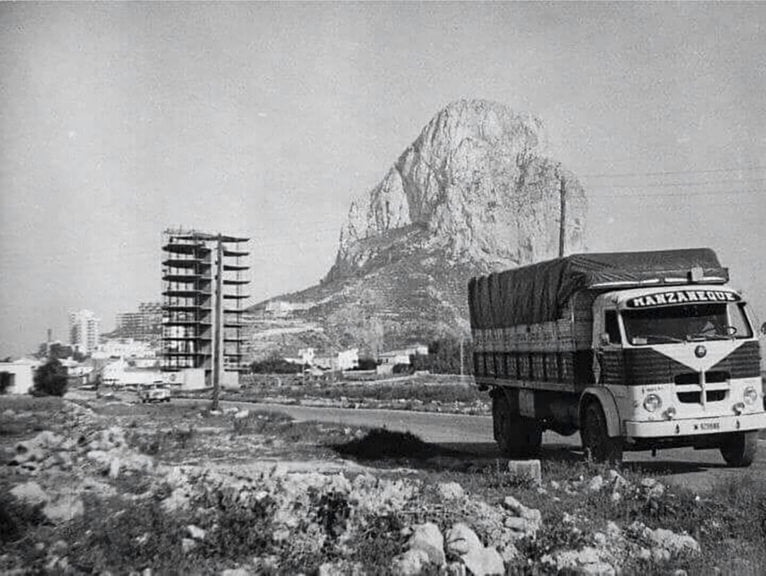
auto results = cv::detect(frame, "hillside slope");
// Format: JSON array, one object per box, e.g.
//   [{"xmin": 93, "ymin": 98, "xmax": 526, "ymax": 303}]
[{"xmin": 246, "ymin": 99, "xmax": 586, "ymax": 359}]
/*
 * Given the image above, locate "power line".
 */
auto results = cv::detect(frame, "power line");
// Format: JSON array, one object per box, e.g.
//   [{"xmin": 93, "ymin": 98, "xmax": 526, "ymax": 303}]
[
  {"xmin": 589, "ymin": 188, "xmax": 766, "ymax": 199},
  {"xmin": 591, "ymin": 178, "xmax": 766, "ymax": 189},
  {"xmin": 582, "ymin": 165, "xmax": 766, "ymax": 179}
]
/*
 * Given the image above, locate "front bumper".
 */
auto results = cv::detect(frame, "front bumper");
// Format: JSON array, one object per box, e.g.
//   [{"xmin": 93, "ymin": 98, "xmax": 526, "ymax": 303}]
[{"xmin": 624, "ymin": 411, "xmax": 766, "ymax": 438}]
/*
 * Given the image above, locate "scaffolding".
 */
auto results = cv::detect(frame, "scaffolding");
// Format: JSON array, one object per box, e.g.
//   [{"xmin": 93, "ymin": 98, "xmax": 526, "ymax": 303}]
[{"xmin": 160, "ymin": 228, "xmax": 250, "ymax": 394}]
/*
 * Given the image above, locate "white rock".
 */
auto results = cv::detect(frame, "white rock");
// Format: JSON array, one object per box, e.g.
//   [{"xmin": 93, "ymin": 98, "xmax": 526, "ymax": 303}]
[
  {"xmin": 606, "ymin": 522, "xmax": 621, "ymax": 539},
  {"xmin": 162, "ymin": 489, "xmax": 191, "ymax": 512},
  {"xmin": 588, "ymin": 475, "xmax": 604, "ymax": 492},
  {"xmin": 234, "ymin": 410, "xmax": 250, "ymax": 420},
  {"xmin": 318, "ymin": 562, "xmax": 348, "ymax": 576},
  {"xmin": 438, "ymin": 482, "xmax": 464, "ymax": 500},
  {"xmin": 445, "ymin": 523, "xmax": 482, "ymax": 556},
  {"xmin": 608, "ymin": 470, "xmax": 628, "ymax": 490},
  {"xmin": 43, "ymin": 495, "xmax": 84, "ymax": 523},
  {"xmin": 221, "ymin": 569, "xmax": 251, "ymax": 576},
  {"xmin": 187, "ymin": 524, "xmax": 207, "ymax": 540},
  {"xmin": 462, "ymin": 545, "xmax": 505, "ymax": 576},
  {"xmin": 182, "ymin": 538, "xmax": 197, "ymax": 553},
  {"xmin": 109, "ymin": 457, "xmax": 121, "ymax": 478},
  {"xmin": 10, "ymin": 481, "xmax": 49, "ymax": 506},
  {"xmin": 408, "ymin": 522, "xmax": 445, "ymax": 565},
  {"xmin": 504, "ymin": 517, "xmax": 529, "ymax": 532},
  {"xmin": 649, "ymin": 528, "xmax": 700, "ymax": 554},
  {"xmin": 507, "ymin": 460, "xmax": 542, "ymax": 484},
  {"xmin": 392, "ymin": 549, "xmax": 430, "ymax": 576}
]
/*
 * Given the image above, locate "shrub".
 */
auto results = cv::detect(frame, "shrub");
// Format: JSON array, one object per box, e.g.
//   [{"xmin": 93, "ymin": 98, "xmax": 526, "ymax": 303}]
[
  {"xmin": 251, "ymin": 353, "xmax": 305, "ymax": 374},
  {"xmin": 64, "ymin": 496, "xmax": 192, "ymax": 573},
  {"xmin": 0, "ymin": 491, "xmax": 46, "ymax": 545},
  {"xmin": 410, "ymin": 337, "xmax": 474, "ymax": 375},
  {"xmin": 32, "ymin": 358, "xmax": 67, "ymax": 396}
]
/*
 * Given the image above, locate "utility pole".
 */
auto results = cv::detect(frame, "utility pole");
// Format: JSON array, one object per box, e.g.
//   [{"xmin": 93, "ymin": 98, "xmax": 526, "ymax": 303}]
[
  {"xmin": 211, "ymin": 234, "xmax": 224, "ymax": 411},
  {"xmin": 459, "ymin": 337, "xmax": 464, "ymax": 379},
  {"xmin": 558, "ymin": 174, "xmax": 567, "ymax": 258}
]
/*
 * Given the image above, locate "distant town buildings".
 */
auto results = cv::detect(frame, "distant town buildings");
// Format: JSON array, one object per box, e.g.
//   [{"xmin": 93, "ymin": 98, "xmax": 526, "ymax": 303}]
[
  {"xmin": 92, "ymin": 338, "xmax": 157, "ymax": 364},
  {"xmin": 378, "ymin": 344, "xmax": 429, "ymax": 366},
  {"xmin": 161, "ymin": 228, "xmax": 250, "ymax": 389},
  {"xmin": 115, "ymin": 302, "xmax": 162, "ymax": 342},
  {"xmin": 69, "ymin": 309, "xmax": 101, "ymax": 355}
]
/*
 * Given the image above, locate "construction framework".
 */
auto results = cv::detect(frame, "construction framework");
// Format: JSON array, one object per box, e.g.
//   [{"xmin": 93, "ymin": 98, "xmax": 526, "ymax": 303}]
[{"xmin": 160, "ymin": 229, "xmax": 250, "ymax": 394}]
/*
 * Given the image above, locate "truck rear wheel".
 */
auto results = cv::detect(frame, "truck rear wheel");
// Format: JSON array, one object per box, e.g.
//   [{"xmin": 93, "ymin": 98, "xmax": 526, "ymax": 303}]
[
  {"xmin": 492, "ymin": 395, "xmax": 542, "ymax": 457},
  {"xmin": 720, "ymin": 431, "xmax": 758, "ymax": 467},
  {"xmin": 581, "ymin": 401, "xmax": 623, "ymax": 463}
]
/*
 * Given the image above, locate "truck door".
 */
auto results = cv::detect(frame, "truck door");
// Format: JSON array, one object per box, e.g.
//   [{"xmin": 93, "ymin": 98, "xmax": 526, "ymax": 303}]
[{"xmin": 592, "ymin": 297, "xmax": 623, "ymax": 386}]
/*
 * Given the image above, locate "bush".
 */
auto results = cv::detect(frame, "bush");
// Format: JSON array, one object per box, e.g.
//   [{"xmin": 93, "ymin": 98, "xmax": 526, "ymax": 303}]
[
  {"xmin": 392, "ymin": 363, "xmax": 414, "ymax": 375},
  {"xmin": 410, "ymin": 337, "xmax": 474, "ymax": 375},
  {"xmin": 32, "ymin": 358, "xmax": 67, "ymax": 396},
  {"xmin": 0, "ymin": 491, "xmax": 46, "ymax": 544},
  {"xmin": 354, "ymin": 357, "xmax": 379, "ymax": 371},
  {"xmin": 251, "ymin": 353, "xmax": 305, "ymax": 374}
]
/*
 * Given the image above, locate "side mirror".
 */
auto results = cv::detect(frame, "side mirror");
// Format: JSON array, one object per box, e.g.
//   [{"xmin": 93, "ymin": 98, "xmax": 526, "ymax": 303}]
[{"xmin": 599, "ymin": 333, "xmax": 611, "ymax": 347}]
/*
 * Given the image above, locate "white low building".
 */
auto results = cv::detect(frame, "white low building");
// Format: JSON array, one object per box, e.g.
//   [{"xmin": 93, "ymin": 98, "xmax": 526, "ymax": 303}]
[{"xmin": 0, "ymin": 359, "xmax": 38, "ymax": 394}]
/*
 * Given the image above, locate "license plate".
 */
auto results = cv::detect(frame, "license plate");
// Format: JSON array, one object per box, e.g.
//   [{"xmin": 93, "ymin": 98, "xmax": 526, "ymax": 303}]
[{"xmin": 700, "ymin": 421, "xmax": 720, "ymax": 431}]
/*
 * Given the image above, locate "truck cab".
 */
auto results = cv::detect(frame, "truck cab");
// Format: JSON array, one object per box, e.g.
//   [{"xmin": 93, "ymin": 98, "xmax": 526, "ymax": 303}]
[{"xmin": 585, "ymin": 285, "xmax": 765, "ymax": 465}]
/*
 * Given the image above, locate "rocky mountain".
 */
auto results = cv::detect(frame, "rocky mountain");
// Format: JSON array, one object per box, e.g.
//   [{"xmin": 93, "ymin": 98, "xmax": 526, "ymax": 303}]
[{"xmin": 245, "ymin": 99, "xmax": 587, "ymax": 359}]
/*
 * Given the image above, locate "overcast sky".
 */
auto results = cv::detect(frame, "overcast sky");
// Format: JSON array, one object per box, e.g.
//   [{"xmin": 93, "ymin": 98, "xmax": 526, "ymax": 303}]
[{"xmin": 1, "ymin": 2, "xmax": 765, "ymax": 356}]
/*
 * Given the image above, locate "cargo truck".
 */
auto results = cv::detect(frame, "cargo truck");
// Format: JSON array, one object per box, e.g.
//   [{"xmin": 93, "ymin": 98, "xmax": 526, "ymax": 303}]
[{"xmin": 468, "ymin": 248, "xmax": 765, "ymax": 465}]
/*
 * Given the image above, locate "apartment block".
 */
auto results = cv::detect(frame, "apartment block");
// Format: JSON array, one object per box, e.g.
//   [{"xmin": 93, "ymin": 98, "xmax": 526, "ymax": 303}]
[
  {"xmin": 69, "ymin": 309, "xmax": 101, "ymax": 354},
  {"xmin": 115, "ymin": 301, "xmax": 162, "ymax": 342},
  {"xmin": 161, "ymin": 229, "xmax": 250, "ymax": 388}
]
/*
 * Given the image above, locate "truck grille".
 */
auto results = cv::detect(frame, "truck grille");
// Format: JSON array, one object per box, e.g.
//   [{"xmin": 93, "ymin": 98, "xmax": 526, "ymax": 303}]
[
  {"xmin": 677, "ymin": 390, "xmax": 728, "ymax": 404},
  {"xmin": 673, "ymin": 371, "xmax": 730, "ymax": 385}
]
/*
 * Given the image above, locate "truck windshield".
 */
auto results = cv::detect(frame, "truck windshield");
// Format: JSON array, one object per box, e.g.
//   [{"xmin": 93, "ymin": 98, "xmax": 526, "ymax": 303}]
[{"xmin": 622, "ymin": 302, "xmax": 752, "ymax": 345}]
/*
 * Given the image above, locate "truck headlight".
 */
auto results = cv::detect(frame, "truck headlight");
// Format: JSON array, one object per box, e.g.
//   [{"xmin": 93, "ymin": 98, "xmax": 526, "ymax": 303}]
[
  {"xmin": 643, "ymin": 394, "xmax": 662, "ymax": 413},
  {"xmin": 744, "ymin": 386, "xmax": 758, "ymax": 405}
]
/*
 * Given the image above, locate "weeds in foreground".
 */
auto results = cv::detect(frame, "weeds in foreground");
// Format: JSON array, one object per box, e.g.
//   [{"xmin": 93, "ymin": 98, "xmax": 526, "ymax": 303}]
[{"xmin": 0, "ymin": 491, "xmax": 46, "ymax": 545}]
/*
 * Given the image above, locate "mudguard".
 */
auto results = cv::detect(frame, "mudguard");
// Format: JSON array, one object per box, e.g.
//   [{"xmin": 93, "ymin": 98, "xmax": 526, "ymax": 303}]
[{"xmin": 580, "ymin": 387, "xmax": 621, "ymax": 438}]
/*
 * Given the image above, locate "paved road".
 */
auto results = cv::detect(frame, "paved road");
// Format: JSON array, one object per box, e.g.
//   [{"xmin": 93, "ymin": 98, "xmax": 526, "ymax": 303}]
[
  {"xmin": 72, "ymin": 391, "xmax": 765, "ymax": 493},
  {"xmin": 219, "ymin": 401, "xmax": 766, "ymax": 493}
]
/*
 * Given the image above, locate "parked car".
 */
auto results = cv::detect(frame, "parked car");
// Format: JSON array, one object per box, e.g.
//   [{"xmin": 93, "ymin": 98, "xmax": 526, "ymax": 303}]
[{"xmin": 137, "ymin": 382, "xmax": 171, "ymax": 403}]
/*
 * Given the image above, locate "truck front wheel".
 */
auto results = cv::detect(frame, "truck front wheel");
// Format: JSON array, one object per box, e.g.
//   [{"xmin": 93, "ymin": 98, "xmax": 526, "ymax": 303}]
[
  {"xmin": 493, "ymin": 395, "xmax": 542, "ymax": 457},
  {"xmin": 581, "ymin": 401, "xmax": 623, "ymax": 463},
  {"xmin": 720, "ymin": 431, "xmax": 758, "ymax": 467}
]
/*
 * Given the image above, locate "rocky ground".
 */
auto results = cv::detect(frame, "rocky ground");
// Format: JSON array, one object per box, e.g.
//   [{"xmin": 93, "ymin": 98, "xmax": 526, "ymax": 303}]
[{"xmin": 2, "ymin": 395, "xmax": 766, "ymax": 575}]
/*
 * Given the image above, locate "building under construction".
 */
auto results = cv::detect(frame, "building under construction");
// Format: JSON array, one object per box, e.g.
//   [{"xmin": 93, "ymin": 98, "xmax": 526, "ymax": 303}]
[{"xmin": 161, "ymin": 228, "xmax": 250, "ymax": 389}]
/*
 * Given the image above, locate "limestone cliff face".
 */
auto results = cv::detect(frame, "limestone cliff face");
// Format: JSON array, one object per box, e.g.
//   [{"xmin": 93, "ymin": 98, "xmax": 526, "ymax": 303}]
[
  {"xmin": 327, "ymin": 99, "xmax": 586, "ymax": 281},
  {"xmin": 246, "ymin": 100, "xmax": 587, "ymax": 358}
]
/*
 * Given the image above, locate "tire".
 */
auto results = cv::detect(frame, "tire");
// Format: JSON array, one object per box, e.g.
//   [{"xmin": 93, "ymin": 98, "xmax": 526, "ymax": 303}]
[
  {"xmin": 720, "ymin": 431, "xmax": 758, "ymax": 467},
  {"xmin": 492, "ymin": 395, "xmax": 542, "ymax": 458},
  {"xmin": 581, "ymin": 401, "xmax": 623, "ymax": 463}
]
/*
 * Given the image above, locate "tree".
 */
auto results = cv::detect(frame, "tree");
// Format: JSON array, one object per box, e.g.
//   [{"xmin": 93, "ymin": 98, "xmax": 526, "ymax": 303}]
[
  {"xmin": 250, "ymin": 353, "xmax": 305, "ymax": 374},
  {"xmin": 32, "ymin": 358, "xmax": 68, "ymax": 396},
  {"xmin": 410, "ymin": 337, "xmax": 474, "ymax": 375}
]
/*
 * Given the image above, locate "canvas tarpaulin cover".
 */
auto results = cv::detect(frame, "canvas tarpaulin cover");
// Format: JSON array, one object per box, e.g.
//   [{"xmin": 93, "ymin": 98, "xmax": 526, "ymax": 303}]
[{"xmin": 468, "ymin": 248, "xmax": 728, "ymax": 329}]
